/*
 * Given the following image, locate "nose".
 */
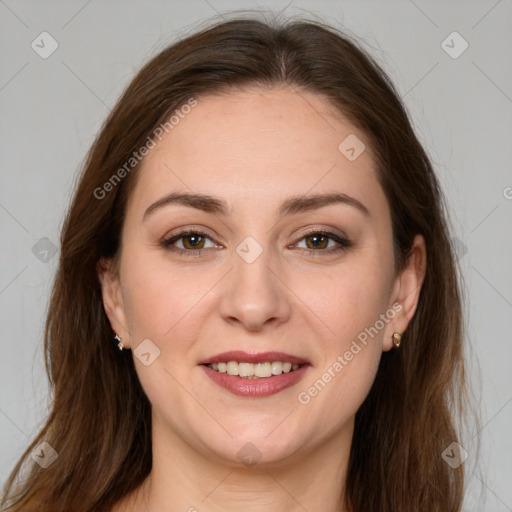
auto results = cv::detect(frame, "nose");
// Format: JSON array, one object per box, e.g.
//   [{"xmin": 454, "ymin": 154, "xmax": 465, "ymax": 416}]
[{"xmin": 218, "ymin": 246, "xmax": 292, "ymax": 332}]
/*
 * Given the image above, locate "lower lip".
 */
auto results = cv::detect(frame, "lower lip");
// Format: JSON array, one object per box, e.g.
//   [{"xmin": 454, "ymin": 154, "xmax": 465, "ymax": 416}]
[{"xmin": 200, "ymin": 364, "xmax": 310, "ymax": 397}]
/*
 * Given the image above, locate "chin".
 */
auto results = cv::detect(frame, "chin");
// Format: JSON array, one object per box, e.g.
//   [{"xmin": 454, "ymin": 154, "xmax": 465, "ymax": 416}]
[{"xmin": 198, "ymin": 426, "xmax": 305, "ymax": 468}]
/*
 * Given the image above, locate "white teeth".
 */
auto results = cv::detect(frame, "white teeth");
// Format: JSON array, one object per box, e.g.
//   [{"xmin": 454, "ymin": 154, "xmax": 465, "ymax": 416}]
[
  {"xmin": 207, "ymin": 360, "xmax": 303, "ymax": 378},
  {"xmin": 238, "ymin": 362, "xmax": 254, "ymax": 377},
  {"xmin": 271, "ymin": 361, "xmax": 282, "ymax": 375},
  {"xmin": 226, "ymin": 361, "xmax": 238, "ymax": 376},
  {"xmin": 255, "ymin": 362, "xmax": 272, "ymax": 377}
]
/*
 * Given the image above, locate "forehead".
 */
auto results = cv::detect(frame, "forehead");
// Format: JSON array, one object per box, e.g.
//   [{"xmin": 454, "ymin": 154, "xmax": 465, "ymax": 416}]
[{"xmin": 127, "ymin": 86, "xmax": 386, "ymax": 220}]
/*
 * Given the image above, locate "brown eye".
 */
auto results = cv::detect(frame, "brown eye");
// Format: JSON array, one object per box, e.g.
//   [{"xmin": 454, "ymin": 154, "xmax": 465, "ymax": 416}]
[
  {"xmin": 295, "ymin": 230, "xmax": 352, "ymax": 255},
  {"xmin": 161, "ymin": 230, "xmax": 218, "ymax": 256},
  {"xmin": 304, "ymin": 233, "xmax": 330, "ymax": 250},
  {"xmin": 181, "ymin": 233, "xmax": 206, "ymax": 249}
]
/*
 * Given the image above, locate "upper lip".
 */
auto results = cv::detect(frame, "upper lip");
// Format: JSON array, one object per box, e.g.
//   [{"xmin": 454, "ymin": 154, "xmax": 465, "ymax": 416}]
[{"xmin": 198, "ymin": 351, "xmax": 309, "ymax": 366}]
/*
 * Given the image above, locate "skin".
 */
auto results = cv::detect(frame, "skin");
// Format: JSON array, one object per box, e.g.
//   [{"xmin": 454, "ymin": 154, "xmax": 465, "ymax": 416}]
[{"xmin": 100, "ymin": 86, "xmax": 426, "ymax": 512}]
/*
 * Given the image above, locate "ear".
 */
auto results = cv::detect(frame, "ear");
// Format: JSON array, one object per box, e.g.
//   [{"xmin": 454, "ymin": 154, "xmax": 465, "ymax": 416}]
[
  {"xmin": 383, "ymin": 234, "xmax": 427, "ymax": 351},
  {"xmin": 97, "ymin": 257, "xmax": 131, "ymax": 348}
]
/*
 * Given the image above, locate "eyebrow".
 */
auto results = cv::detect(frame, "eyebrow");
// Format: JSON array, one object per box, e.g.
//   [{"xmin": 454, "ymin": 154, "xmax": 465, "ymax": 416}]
[{"xmin": 143, "ymin": 191, "xmax": 370, "ymax": 221}]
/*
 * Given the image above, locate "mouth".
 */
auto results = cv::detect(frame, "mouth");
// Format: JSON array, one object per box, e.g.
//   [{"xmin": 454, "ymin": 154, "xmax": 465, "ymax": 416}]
[
  {"xmin": 198, "ymin": 351, "xmax": 311, "ymax": 397},
  {"xmin": 204, "ymin": 361, "xmax": 303, "ymax": 379}
]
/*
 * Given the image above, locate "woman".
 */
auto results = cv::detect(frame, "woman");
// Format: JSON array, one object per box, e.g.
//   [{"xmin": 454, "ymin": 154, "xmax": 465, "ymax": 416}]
[{"xmin": 1, "ymin": 13, "xmax": 469, "ymax": 512}]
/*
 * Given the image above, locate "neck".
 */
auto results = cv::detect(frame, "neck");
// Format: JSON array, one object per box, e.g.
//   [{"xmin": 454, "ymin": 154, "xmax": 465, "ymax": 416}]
[{"xmin": 122, "ymin": 413, "xmax": 353, "ymax": 512}]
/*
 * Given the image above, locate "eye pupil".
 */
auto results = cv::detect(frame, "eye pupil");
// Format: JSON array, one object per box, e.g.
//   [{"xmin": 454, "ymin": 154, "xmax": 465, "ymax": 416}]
[
  {"xmin": 306, "ymin": 234, "xmax": 328, "ymax": 249},
  {"xmin": 183, "ymin": 234, "xmax": 204, "ymax": 249}
]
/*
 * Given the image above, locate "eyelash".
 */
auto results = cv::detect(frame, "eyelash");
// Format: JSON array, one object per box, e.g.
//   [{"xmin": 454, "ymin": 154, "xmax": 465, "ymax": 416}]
[{"xmin": 161, "ymin": 229, "xmax": 352, "ymax": 258}]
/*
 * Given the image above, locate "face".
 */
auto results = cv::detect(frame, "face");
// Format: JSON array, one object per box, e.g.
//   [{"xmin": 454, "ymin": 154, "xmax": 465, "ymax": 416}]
[{"xmin": 100, "ymin": 86, "xmax": 424, "ymax": 468}]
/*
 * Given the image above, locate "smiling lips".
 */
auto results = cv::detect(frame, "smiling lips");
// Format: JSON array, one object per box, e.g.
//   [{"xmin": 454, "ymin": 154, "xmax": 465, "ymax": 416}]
[
  {"xmin": 207, "ymin": 360, "xmax": 300, "ymax": 378},
  {"xmin": 199, "ymin": 350, "xmax": 311, "ymax": 397},
  {"xmin": 199, "ymin": 350, "xmax": 309, "ymax": 366}
]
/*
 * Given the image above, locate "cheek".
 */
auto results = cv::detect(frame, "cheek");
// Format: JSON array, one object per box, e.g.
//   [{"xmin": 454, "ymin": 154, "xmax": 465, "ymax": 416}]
[
  {"xmin": 120, "ymin": 251, "xmax": 210, "ymax": 341},
  {"xmin": 293, "ymin": 253, "xmax": 391, "ymax": 416},
  {"xmin": 297, "ymin": 346, "xmax": 381, "ymax": 441},
  {"xmin": 296, "ymin": 273, "xmax": 386, "ymax": 429},
  {"xmin": 305, "ymin": 252, "xmax": 393, "ymax": 349}
]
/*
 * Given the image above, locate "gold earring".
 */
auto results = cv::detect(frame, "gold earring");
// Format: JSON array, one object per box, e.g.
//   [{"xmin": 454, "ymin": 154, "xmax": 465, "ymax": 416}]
[
  {"xmin": 114, "ymin": 334, "xmax": 124, "ymax": 351},
  {"xmin": 392, "ymin": 332, "xmax": 402, "ymax": 348}
]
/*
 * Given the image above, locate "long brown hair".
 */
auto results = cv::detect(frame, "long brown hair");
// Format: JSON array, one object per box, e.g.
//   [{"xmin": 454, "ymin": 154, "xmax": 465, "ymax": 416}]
[{"xmin": 1, "ymin": 12, "xmax": 470, "ymax": 512}]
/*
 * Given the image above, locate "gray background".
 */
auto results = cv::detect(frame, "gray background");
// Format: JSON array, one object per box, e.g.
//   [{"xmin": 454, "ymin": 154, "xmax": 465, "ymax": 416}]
[{"xmin": 0, "ymin": 0, "xmax": 511, "ymax": 510}]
